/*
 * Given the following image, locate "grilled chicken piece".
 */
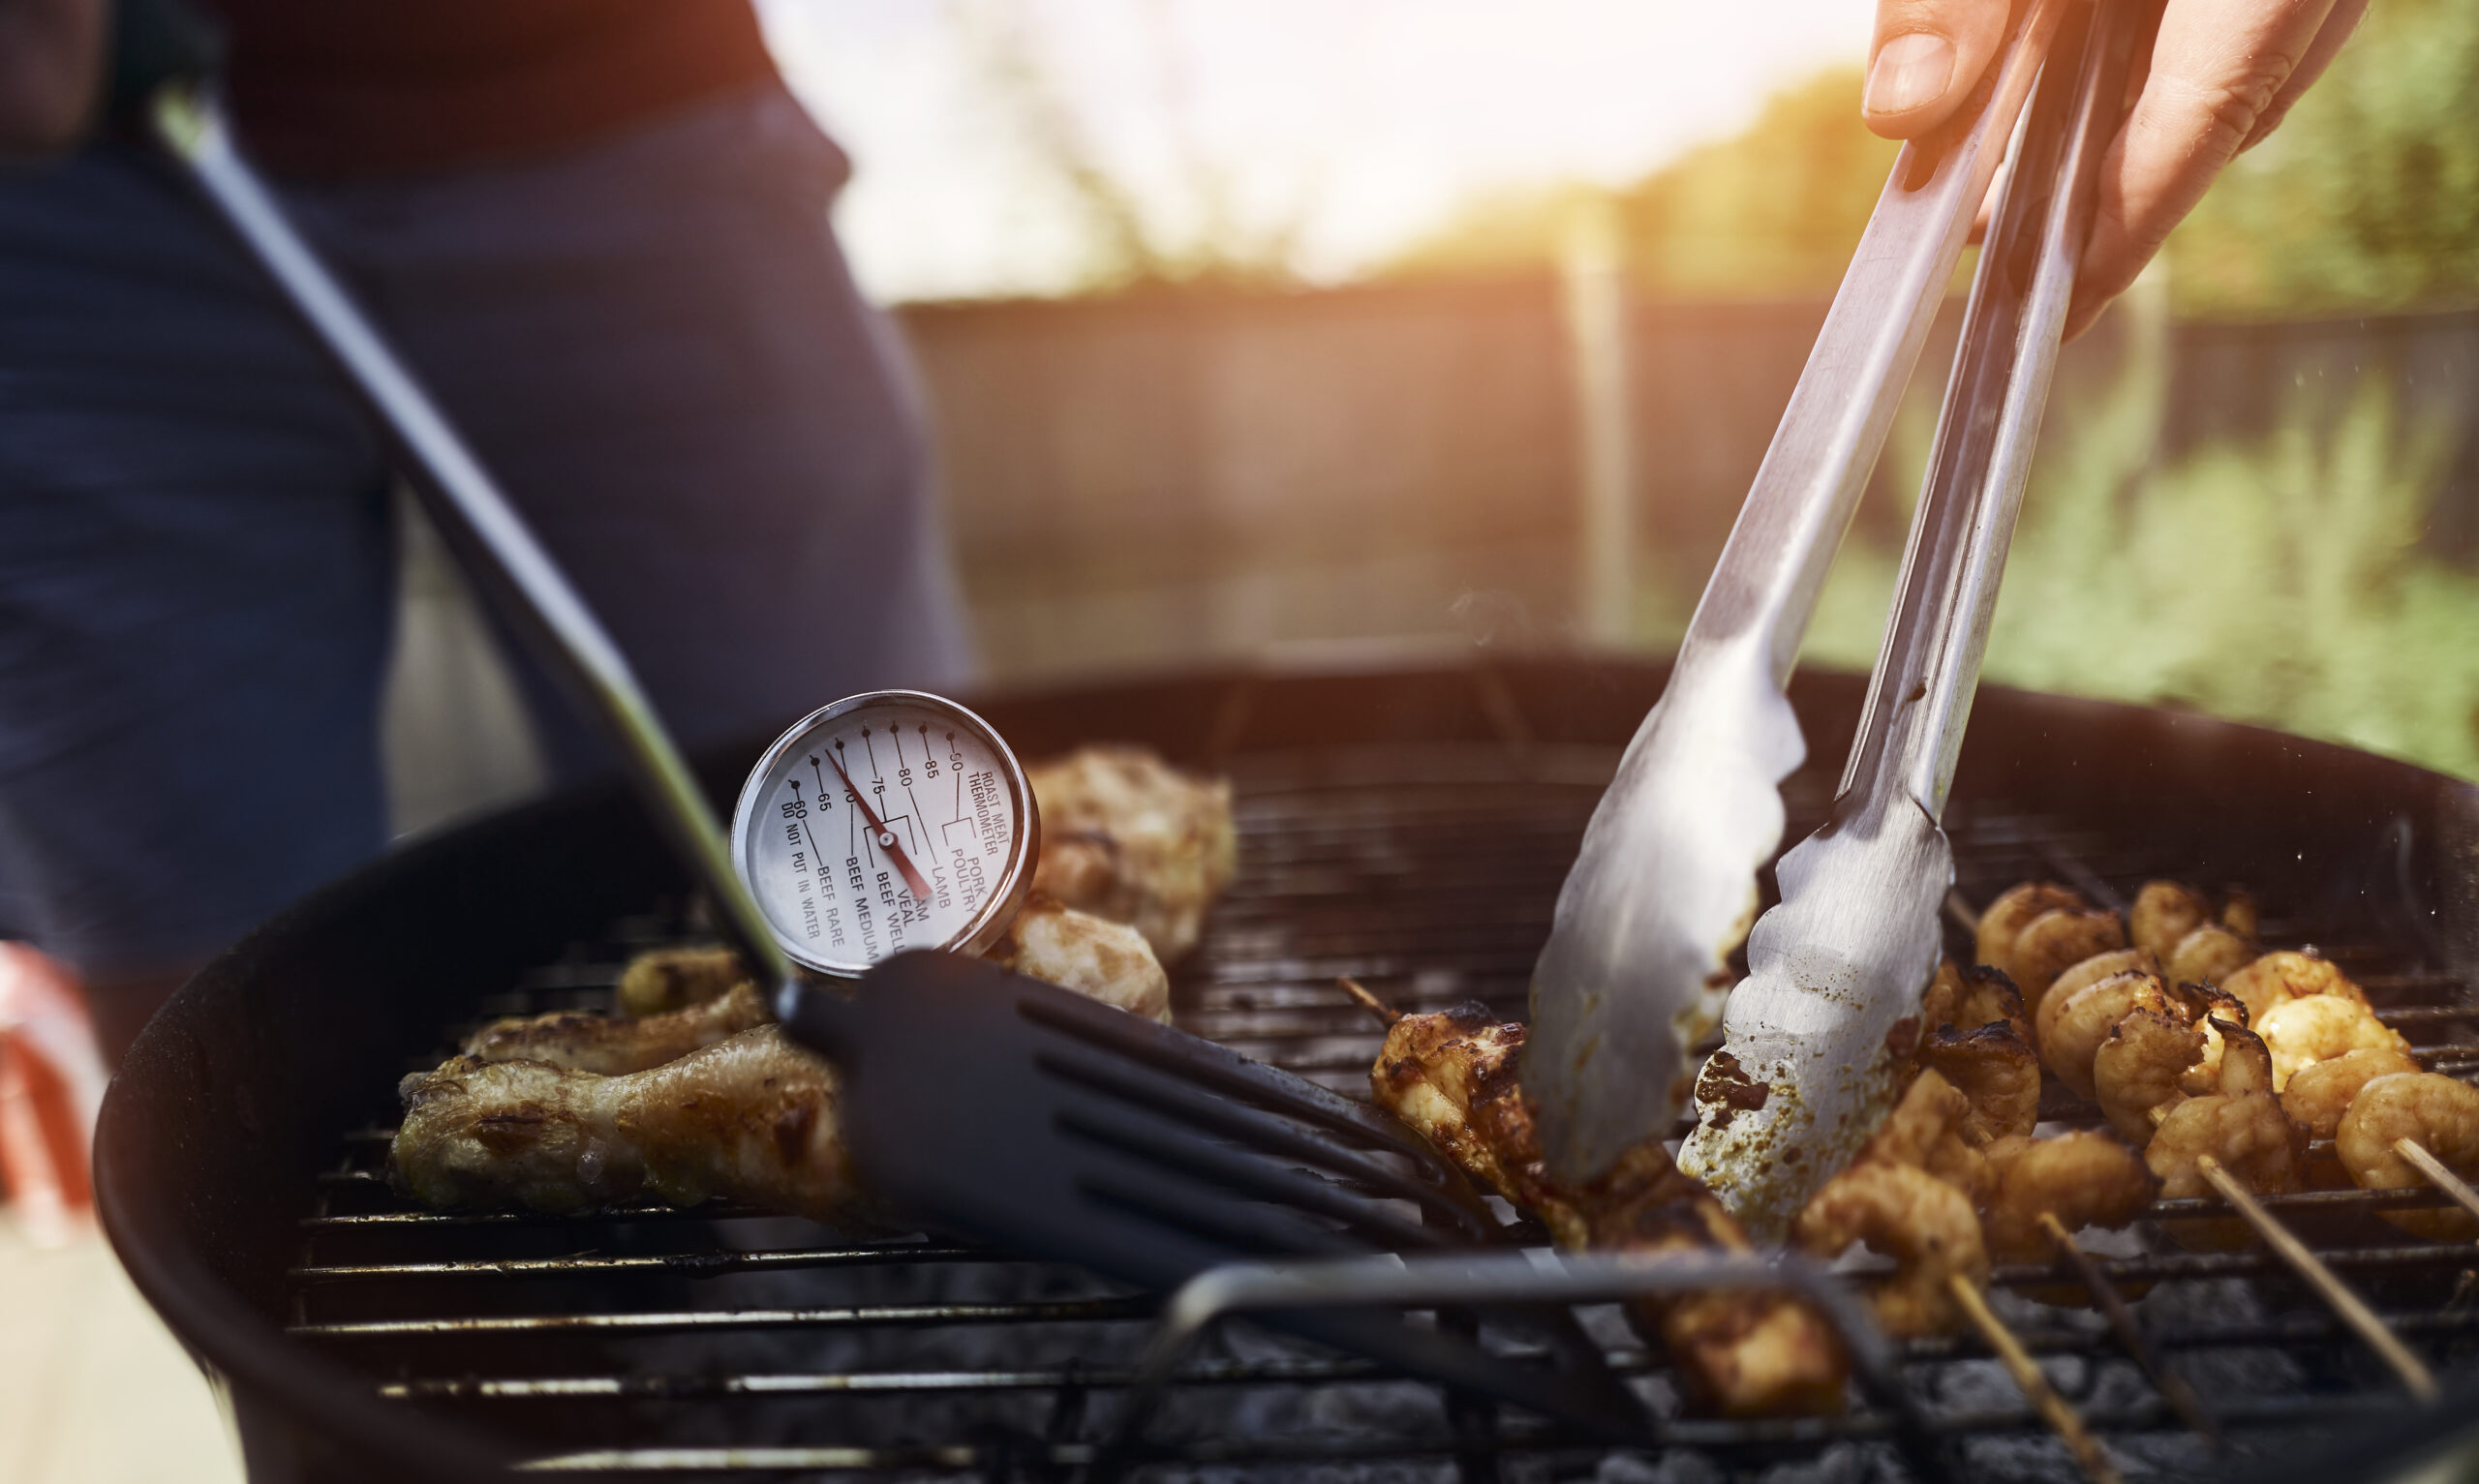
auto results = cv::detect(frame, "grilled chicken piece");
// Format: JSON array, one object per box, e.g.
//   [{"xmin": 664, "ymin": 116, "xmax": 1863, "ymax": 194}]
[
  {"xmin": 2257, "ymin": 990, "xmax": 2409, "ymax": 1090},
  {"xmin": 1797, "ymin": 1161, "xmax": 1985, "ymax": 1338},
  {"xmin": 1974, "ymin": 883, "xmax": 2088, "ymax": 975},
  {"xmin": 2281, "ymin": 1045, "xmax": 2421, "ymax": 1141},
  {"xmin": 405, "ymin": 906, "xmax": 1171, "ymax": 1220},
  {"xmin": 983, "ymin": 893, "xmax": 1171, "ymax": 1022},
  {"xmin": 1798, "ymin": 1069, "xmax": 2155, "ymax": 1326},
  {"xmin": 2337, "ymin": 1072, "xmax": 2479, "ymax": 1241},
  {"xmin": 1920, "ymin": 960, "xmax": 2033, "ymax": 1046},
  {"xmin": 393, "ymin": 1026, "xmax": 869, "ymax": 1224},
  {"xmin": 1918, "ymin": 1023, "xmax": 2041, "ymax": 1146},
  {"xmin": 2147, "ymin": 1019, "xmax": 2307, "ymax": 1249},
  {"xmin": 2043, "ymin": 970, "xmax": 2167, "ymax": 1101},
  {"xmin": 2129, "ymin": 881, "xmax": 2214, "ymax": 963},
  {"xmin": 1028, "ymin": 745, "xmax": 1235, "ymax": 962},
  {"xmin": 1976, "ymin": 1131, "xmax": 2154, "ymax": 1264},
  {"xmin": 1795, "ymin": 1071, "xmax": 1989, "ymax": 1337},
  {"xmin": 1371, "ymin": 1005, "xmax": 1848, "ymax": 1417},
  {"xmin": 2165, "ymin": 924, "xmax": 2255, "ymax": 988},
  {"xmin": 617, "ymin": 944, "xmax": 748, "ymax": 1017},
  {"xmin": 1909, "ymin": 962, "xmax": 2038, "ymax": 1147},
  {"xmin": 2222, "ymin": 949, "xmax": 2368, "ymax": 1023},
  {"xmin": 2093, "ymin": 989, "xmax": 2205, "ymax": 1141},
  {"xmin": 463, "ymin": 982, "xmax": 772, "ymax": 1075},
  {"xmin": 474, "ymin": 902, "xmax": 1171, "ymax": 1075}
]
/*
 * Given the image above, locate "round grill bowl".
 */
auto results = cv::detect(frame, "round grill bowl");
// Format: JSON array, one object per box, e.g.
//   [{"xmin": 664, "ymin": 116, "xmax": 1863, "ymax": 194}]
[{"xmin": 95, "ymin": 657, "xmax": 2479, "ymax": 1482}]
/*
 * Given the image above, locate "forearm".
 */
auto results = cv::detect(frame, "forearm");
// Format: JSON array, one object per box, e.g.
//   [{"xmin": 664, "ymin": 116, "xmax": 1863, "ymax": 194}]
[{"xmin": 0, "ymin": 0, "xmax": 107, "ymax": 157}]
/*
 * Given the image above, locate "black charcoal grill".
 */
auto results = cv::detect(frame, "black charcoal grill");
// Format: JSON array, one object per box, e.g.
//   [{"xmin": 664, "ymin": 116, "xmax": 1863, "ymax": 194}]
[{"xmin": 95, "ymin": 656, "xmax": 2479, "ymax": 1482}]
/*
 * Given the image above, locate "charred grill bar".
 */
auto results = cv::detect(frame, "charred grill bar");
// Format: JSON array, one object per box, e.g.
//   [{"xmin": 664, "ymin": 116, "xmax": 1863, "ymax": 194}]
[{"xmin": 97, "ymin": 660, "xmax": 2479, "ymax": 1481}]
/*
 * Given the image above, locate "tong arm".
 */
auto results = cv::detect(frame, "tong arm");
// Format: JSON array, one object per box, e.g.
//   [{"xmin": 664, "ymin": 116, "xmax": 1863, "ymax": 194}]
[
  {"xmin": 1679, "ymin": 0, "xmax": 2071, "ymax": 685},
  {"xmin": 1840, "ymin": 0, "xmax": 2141, "ymax": 822}
]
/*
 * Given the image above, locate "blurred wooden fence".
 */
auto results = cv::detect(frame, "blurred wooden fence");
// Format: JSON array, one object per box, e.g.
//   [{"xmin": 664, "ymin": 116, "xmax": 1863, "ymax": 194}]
[
  {"xmin": 898, "ymin": 285, "xmax": 2479, "ymax": 681},
  {"xmin": 381, "ymin": 287, "xmax": 2479, "ymax": 834}
]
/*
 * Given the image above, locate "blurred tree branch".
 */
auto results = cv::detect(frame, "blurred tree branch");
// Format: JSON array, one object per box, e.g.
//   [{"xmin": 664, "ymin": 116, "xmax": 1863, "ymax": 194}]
[{"xmin": 948, "ymin": 0, "xmax": 1304, "ymax": 291}]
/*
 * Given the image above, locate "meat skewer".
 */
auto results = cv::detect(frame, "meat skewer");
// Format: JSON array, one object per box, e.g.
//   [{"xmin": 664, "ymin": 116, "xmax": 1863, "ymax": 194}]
[
  {"xmin": 2034, "ymin": 1213, "xmax": 2222, "ymax": 1447},
  {"xmin": 1974, "ymin": 870, "xmax": 2479, "ymax": 1404},
  {"xmin": 1944, "ymin": 1274, "xmax": 2123, "ymax": 1484},
  {"xmin": 2334, "ymin": 1072, "xmax": 2479, "ymax": 1240},
  {"xmin": 1356, "ymin": 957, "xmax": 2161, "ymax": 1426},
  {"xmin": 1790, "ymin": 1062, "xmax": 2142, "ymax": 1482},
  {"xmin": 1363, "ymin": 1000, "xmax": 1850, "ymax": 1417},
  {"xmin": 2191, "ymin": 1151, "xmax": 2438, "ymax": 1400}
]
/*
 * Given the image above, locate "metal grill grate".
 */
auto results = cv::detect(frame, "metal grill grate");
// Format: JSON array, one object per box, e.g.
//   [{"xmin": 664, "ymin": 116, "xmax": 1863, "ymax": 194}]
[{"xmin": 288, "ymin": 742, "xmax": 2479, "ymax": 1479}]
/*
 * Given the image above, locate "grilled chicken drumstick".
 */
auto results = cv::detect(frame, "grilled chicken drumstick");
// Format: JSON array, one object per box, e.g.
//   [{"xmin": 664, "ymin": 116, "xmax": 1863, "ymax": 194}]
[
  {"xmin": 395, "ymin": 1025, "xmax": 866, "ymax": 1224},
  {"xmin": 398, "ymin": 899, "xmax": 1171, "ymax": 1219}
]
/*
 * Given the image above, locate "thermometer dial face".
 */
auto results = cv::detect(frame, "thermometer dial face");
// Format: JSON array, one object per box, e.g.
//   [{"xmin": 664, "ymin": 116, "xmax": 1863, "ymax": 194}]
[{"xmin": 729, "ymin": 691, "xmax": 1037, "ymax": 977}]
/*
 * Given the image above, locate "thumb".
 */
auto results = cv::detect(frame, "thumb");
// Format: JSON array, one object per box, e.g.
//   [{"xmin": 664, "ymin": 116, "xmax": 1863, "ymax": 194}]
[{"xmin": 1863, "ymin": 0, "xmax": 2018, "ymax": 138}]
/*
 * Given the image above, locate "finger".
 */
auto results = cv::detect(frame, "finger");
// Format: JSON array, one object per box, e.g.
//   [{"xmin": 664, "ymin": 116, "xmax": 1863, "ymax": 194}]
[
  {"xmin": 2240, "ymin": 0, "xmax": 2368, "ymax": 152},
  {"xmin": 2068, "ymin": 0, "xmax": 2340, "ymax": 336},
  {"xmin": 1863, "ymin": 0, "xmax": 2019, "ymax": 138}
]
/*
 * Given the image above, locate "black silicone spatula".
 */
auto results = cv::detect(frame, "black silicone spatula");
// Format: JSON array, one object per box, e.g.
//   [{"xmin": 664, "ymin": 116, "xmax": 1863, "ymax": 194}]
[{"xmin": 780, "ymin": 951, "xmax": 1645, "ymax": 1435}]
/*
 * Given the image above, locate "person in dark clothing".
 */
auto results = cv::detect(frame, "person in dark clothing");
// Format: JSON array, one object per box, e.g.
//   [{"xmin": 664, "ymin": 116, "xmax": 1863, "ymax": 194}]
[{"xmin": 0, "ymin": 0, "xmax": 972, "ymax": 1060}]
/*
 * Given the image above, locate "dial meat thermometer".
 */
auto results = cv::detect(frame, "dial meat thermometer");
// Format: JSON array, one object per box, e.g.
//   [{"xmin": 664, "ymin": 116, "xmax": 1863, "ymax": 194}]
[{"xmin": 729, "ymin": 691, "xmax": 1038, "ymax": 975}]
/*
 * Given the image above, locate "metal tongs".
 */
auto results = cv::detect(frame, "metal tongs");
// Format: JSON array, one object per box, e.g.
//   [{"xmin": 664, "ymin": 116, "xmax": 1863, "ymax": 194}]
[{"xmin": 1529, "ymin": 0, "xmax": 2146, "ymax": 1235}]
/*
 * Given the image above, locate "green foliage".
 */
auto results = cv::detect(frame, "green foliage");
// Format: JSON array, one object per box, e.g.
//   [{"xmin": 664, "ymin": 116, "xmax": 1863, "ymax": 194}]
[
  {"xmin": 1790, "ymin": 329, "xmax": 2479, "ymax": 780},
  {"xmin": 2167, "ymin": 0, "xmax": 2479, "ymax": 317},
  {"xmin": 1398, "ymin": 4, "xmax": 2479, "ymax": 316},
  {"xmin": 1387, "ymin": 69, "xmax": 1896, "ymax": 293},
  {"xmin": 1617, "ymin": 68, "xmax": 1896, "ymax": 298}
]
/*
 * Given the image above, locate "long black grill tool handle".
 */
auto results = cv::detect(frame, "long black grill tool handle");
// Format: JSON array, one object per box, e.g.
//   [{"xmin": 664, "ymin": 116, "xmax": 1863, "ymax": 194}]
[{"xmin": 146, "ymin": 85, "xmax": 798, "ymax": 1000}]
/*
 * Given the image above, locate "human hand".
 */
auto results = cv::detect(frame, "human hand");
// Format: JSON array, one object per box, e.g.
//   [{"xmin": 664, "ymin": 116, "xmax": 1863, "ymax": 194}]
[
  {"xmin": 1862, "ymin": 0, "xmax": 2367, "ymax": 337},
  {"xmin": 0, "ymin": 0, "xmax": 106, "ymax": 157}
]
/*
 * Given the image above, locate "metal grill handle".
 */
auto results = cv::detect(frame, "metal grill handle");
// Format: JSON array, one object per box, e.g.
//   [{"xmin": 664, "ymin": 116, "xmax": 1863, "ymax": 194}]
[{"xmin": 1096, "ymin": 1250, "xmax": 1949, "ymax": 1484}]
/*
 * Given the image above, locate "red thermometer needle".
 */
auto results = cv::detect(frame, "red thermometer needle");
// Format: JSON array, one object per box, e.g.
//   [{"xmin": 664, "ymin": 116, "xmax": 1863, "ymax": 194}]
[{"xmin": 825, "ymin": 745, "xmax": 933, "ymax": 902}]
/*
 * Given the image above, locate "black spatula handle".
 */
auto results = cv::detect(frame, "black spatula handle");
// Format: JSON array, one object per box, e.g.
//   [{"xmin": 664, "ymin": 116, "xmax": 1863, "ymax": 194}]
[{"xmin": 775, "ymin": 977, "xmax": 862, "ymax": 1060}]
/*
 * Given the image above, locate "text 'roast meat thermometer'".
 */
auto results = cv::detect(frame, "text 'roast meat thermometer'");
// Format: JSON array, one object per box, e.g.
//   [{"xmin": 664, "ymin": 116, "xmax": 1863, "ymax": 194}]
[{"xmin": 729, "ymin": 691, "xmax": 1039, "ymax": 975}]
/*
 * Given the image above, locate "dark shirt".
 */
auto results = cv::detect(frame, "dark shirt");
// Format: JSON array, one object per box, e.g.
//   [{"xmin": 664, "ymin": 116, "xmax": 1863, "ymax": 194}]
[{"xmin": 204, "ymin": 0, "xmax": 779, "ymax": 177}]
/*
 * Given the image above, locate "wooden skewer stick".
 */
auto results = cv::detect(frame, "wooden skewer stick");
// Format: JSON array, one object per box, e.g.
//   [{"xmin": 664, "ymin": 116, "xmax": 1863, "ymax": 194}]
[
  {"xmin": 1943, "ymin": 889, "xmax": 1982, "ymax": 935},
  {"xmin": 2392, "ymin": 1137, "xmax": 2479, "ymax": 1229},
  {"xmin": 1336, "ymin": 977, "xmax": 1401, "ymax": 1027},
  {"xmin": 2035, "ymin": 1213, "xmax": 2221, "ymax": 1447},
  {"xmin": 1946, "ymin": 1274, "xmax": 2122, "ymax": 1484},
  {"xmin": 2193, "ymin": 1154, "xmax": 2438, "ymax": 1401}
]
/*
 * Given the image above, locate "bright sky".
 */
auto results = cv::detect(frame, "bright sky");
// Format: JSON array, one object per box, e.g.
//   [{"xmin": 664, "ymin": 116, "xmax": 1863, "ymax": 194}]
[{"xmin": 757, "ymin": 0, "xmax": 1875, "ymax": 303}]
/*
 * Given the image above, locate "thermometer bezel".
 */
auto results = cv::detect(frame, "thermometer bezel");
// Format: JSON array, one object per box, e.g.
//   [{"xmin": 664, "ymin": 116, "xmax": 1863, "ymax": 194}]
[{"xmin": 728, "ymin": 689, "xmax": 1039, "ymax": 978}]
